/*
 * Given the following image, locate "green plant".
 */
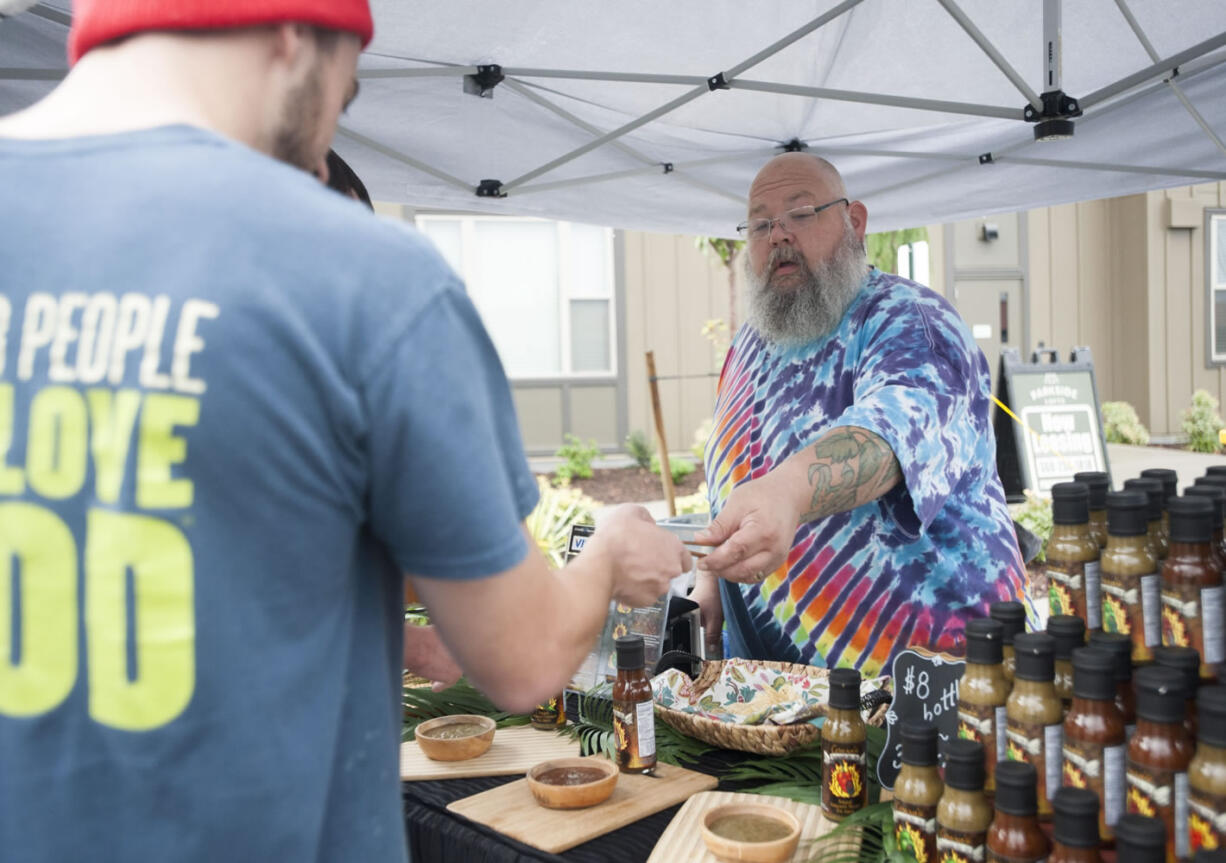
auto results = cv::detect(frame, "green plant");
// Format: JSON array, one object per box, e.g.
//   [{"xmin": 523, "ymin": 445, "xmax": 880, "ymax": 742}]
[
  {"xmin": 1101, "ymin": 401, "xmax": 1150, "ymax": 446},
  {"xmin": 1182, "ymin": 389, "xmax": 1225, "ymax": 454},
  {"xmin": 525, "ymin": 476, "xmax": 597, "ymax": 567},
  {"xmin": 865, "ymin": 227, "xmax": 928, "ymax": 276},
  {"xmin": 675, "ymin": 482, "xmax": 710, "ymax": 515},
  {"xmin": 651, "ymin": 452, "xmax": 696, "ymax": 484},
  {"xmin": 402, "ymin": 679, "xmax": 530, "ymax": 741},
  {"xmin": 553, "ymin": 433, "xmax": 600, "ymax": 485},
  {"xmin": 1012, "ymin": 489, "xmax": 1053, "ymax": 563},
  {"xmin": 624, "ymin": 429, "xmax": 652, "ymax": 470},
  {"xmin": 691, "ymin": 417, "xmax": 713, "ymax": 461}
]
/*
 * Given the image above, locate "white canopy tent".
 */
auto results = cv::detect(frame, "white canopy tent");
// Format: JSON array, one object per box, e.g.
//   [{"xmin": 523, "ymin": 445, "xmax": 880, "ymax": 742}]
[{"xmin": 2, "ymin": 0, "xmax": 1225, "ymax": 236}]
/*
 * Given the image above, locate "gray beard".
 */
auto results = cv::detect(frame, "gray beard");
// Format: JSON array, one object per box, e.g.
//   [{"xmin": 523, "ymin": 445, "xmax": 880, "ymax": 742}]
[{"xmin": 745, "ymin": 227, "xmax": 868, "ymax": 348}]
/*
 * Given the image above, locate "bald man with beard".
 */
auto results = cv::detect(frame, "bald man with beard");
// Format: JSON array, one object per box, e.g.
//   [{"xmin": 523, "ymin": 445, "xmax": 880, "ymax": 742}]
[{"xmin": 692, "ymin": 153, "xmax": 1026, "ymax": 677}]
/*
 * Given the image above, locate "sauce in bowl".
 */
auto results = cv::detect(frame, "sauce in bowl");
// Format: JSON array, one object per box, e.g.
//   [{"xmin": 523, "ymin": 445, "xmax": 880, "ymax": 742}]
[{"xmin": 534, "ymin": 766, "xmax": 610, "ymax": 786}]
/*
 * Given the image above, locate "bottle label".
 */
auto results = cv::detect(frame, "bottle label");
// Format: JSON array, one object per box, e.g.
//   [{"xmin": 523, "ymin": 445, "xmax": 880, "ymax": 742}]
[
  {"xmin": 1202, "ymin": 585, "xmax": 1225, "ymax": 664},
  {"xmin": 1048, "ymin": 560, "xmax": 1086, "ymax": 619},
  {"xmin": 1141, "ymin": 574, "xmax": 1162, "ymax": 646},
  {"xmin": 1005, "ymin": 718, "xmax": 1062, "ymax": 810},
  {"xmin": 822, "ymin": 740, "xmax": 867, "ymax": 819},
  {"xmin": 1062, "ymin": 738, "xmax": 1126, "ymax": 828},
  {"xmin": 935, "ymin": 825, "xmax": 986, "ymax": 863},
  {"xmin": 1189, "ymin": 786, "xmax": 1226, "ymax": 853},
  {"xmin": 613, "ymin": 698, "xmax": 656, "ymax": 770},
  {"xmin": 1085, "ymin": 560, "xmax": 1102, "ymax": 629},
  {"xmin": 893, "ymin": 799, "xmax": 937, "ymax": 863},
  {"xmin": 1127, "ymin": 761, "xmax": 1188, "ymax": 858},
  {"xmin": 957, "ymin": 701, "xmax": 1003, "ymax": 783},
  {"xmin": 530, "ymin": 695, "xmax": 565, "ymax": 729}
]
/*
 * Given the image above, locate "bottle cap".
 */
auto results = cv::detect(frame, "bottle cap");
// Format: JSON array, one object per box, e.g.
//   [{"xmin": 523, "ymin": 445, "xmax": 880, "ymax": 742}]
[
  {"xmin": 1193, "ymin": 848, "xmax": 1226, "ymax": 863},
  {"xmin": 1114, "ymin": 813, "xmax": 1167, "ymax": 863},
  {"xmin": 1152, "ymin": 645, "xmax": 1201, "ymax": 700},
  {"xmin": 1087, "ymin": 630, "xmax": 1133, "ymax": 682},
  {"xmin": 1123, "ymin": 477, "xmax": 1165, "ymax": 522},
  {"xmin": 1071, "ymin": 647, "xmax": 1117, "ymax": 701},
  {"xmin": 829, "ymin": 667, "xmax": 861, "ymax": 711},
  {"xmin": 901, "ymin": 720, "xmax": 939, "ymax": 767},
  {"xmin": 1134, "ymin": 665, "xmax": 1187, "ymax": 724},
  {"xmin": 993, "ymin": 760, "xmax": 1038, "ymax": 816},
  {"xmin": 1198, "ymin": 687, "xmax": 1226, "ymax": 748},
  {"xmin": 989, "ymin": 601, "xmax": 1026, "ymax": 645},
  {"xmin": 1012, "ymin": 632, "xmax": 1055, "ymax": 682},
  {"xmin": 1047, "ymin": 615, "xmax": 1086, "ymax": 660},
  {"xmin": 614, "ymin": 635, "xmax": 645, "ymax": 671},
  {"xmin": 1106, "ymin": 490, "xmax": 1150, "ymax": 536},
  {"xmin": 1051, "ymin": 481, "xmax": 1090, "ymax": 525},
  {"xmin": 1207, "ymin": 466, "xmax": 1226, "ymax": 478},
  {"xmin": 1074, "ymin": 471, "xmax": 1111, "ymax": 508},
  {"xmin": 942, "ymin": 738, "xmax": 985, "ymax": 791},
  {"xmin": 1184, "ymin": 485, "xmax": 1226, "ymax": 527},
  {"xmin": 1167, "ymin": 495, "xmax": 1214, "ymax": 544},
  {"xmin": 1197, "ymin": 474, "xmax": 1226, "ymax": 498},
  {"xmin": 965, "ymin": 617, "xmax": 1004, "ymax": 666},
  {"xmin": 1052, "ymin": 786, "xmax": 1101, "ymax": 848},
  {"xmin": 1140, "ymin": 468, "xmax": 1178, "ymax": 505}
]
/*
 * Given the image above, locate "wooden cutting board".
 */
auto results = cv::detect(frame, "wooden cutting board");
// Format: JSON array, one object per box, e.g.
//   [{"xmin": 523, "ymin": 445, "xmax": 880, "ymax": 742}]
[
  {"xmin": 447, "ymin": 757, "xmax": 719, "ymax": 854},
  {"xmin": 400, "ymin": 724, "xmax": 579, "ymax": 781},
  {"xmin": 646, "ymin": 790, "xmax": 860, "ymax": 863}
]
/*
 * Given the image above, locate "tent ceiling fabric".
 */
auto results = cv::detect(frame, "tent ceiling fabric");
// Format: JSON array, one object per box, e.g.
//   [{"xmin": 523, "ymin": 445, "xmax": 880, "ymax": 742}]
[{"xmin": 3, "ymin": 0, "xmax": 1225, "ymax": 236}]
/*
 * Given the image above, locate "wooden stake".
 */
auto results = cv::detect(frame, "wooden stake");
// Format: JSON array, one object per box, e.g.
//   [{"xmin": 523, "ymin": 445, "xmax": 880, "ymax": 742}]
[{"xmin": 645, "ymin": 350, "xmax": 676, "ymax": 516}]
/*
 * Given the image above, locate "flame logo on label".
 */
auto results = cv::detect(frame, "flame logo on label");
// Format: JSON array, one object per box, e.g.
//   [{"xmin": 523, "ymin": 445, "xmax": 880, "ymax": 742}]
[
  {"xmin": 613, "ymin": 717, "xmax": 628, "ymax": 752},
  {"xmin": 1006, "ymin": 739, "xmax": 1026, "ymax": 762},
  {"xmin": 939, "ymin": 853, "xmax": 971, "ymax": 863},
  {"xmin": 957, "ymin": 719, "xmax": 980, "ymax": 742},
  {"xmin": 1049, "ymin": 582, "xmax": 1074, "ymax": 616},
  {"xmin": 829, "ymin": 761, "xmax": 863, "ymax": 798},
  {"xmin": 1102, "ymin": 596, "xmax": 1129, "ymax": 634},
  {"xmin": 896, "ymin": 822, "xmax": 928, "ymax": 863},
  {"xmin": 1162, "ymin": 607, "xmax": 1189, "ymax": 647},
  {"xmin": 1128, "ymin": 786, "xmax": 1157, "ymax": 817},
  {"xmin": 1190, "ymin": 811, "xmax": 1218, "ymax": 851},
  {"xmin": 1063, "ymin": 760, "xmax": 1088, "ymax": 789}
]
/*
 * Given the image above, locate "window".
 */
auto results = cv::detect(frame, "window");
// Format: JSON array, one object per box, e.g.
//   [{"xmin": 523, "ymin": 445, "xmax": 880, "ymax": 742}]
[
  {"xmin": 896, "ymin": 240, "xmax": 930, "ymax": 286},
  {"xmin": 1210, "ymin": 211, "xmax": 1226, "ymax": 364},
  {"xmin": 415, "ymin": 216, "xmax": 615, "ymax": 379}
]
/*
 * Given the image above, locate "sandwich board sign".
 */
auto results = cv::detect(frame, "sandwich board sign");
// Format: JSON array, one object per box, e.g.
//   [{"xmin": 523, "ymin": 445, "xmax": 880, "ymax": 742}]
[{"xmin": 993, "ymin": 346, "xmax": 1110, "ymax": 501}]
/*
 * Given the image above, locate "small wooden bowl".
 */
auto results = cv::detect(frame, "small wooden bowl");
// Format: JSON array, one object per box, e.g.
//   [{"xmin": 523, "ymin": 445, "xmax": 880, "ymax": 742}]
[
  {"xmin": 414, "ymin": 714, "xmax": 496, "ymax": 761},
  {"xmin": 525, "ymin": 757, "xmax": 619, "ymax": 810},
  {"xmin": 700, "ymin": 802, "xmax": 802, "ymax": 863}
]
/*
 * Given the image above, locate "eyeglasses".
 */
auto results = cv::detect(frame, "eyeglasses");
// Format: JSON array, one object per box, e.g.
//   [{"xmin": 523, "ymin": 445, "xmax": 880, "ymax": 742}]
[{"xmin": 736, "ymin": 198, "xmax": 849, "ymax": 240}]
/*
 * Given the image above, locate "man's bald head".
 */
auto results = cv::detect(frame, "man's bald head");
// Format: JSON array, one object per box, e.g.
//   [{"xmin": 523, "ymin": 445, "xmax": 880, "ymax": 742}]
[{"xmin": 749, "ymin": 152, "xmax": 848, "ymax": 205}]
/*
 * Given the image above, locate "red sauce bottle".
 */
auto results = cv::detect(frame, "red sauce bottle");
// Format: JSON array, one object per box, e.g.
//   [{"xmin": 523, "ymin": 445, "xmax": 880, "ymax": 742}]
[
  {"xmin": 1050, "ymin": 786, "xmax": 1105, "ymax": 863},
  {"xmin": 1063, "ymin": 646, "xmax": 1127, "ymax": 843},
  {"xmin": 987, "ymin": 760, "xmax": 1052, "ymax": 862},
  {"xmin": 1115, "ymin": 813, "xmax": 1168, "ymax": 863},
  {"xmin": 1127, "ymin": 665, "xmax": 1194, "ymax": 862}
]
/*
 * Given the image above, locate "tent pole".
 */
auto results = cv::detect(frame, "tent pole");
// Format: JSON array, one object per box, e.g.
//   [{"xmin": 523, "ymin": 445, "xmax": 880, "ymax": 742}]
[
  {"xmin": 335, "ymin": 126, "xmax": 473, "ymax": 192},
  {"xmin": 1113, "ymin": 0, "xmax": 1226, "ymax": 160},
  {"xmin": 730, "ymin": 80, "xmax": 1019, "ymax": 120},
  {"xmin": 358, "ymin": 66, "xmax": 479, "ymax": 79},
  {"xmin": 936, "ymin": 0, "xmax": 1043, "ymax": 112},
  {"xmin": 1081, "ymin": 30, "xmax": 1226, "ymax": 109}
]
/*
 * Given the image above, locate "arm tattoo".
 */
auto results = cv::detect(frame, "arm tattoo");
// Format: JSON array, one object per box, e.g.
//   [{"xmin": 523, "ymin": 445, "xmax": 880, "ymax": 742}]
[{"xmin": 802, "ymin": 426, "xmax": 902, "ymax": 521}]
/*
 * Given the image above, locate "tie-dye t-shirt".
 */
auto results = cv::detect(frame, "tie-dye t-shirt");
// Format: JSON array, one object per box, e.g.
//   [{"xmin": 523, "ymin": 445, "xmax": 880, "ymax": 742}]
[{"xmin": 706, "ymin": 269, "xmax": 1024, "ymax": 677}]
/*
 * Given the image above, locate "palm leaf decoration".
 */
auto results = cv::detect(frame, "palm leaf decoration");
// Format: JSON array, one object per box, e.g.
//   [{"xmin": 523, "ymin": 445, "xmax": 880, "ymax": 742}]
[
  {"xmin": 560, "ymin": 685, "xmax": 717, "ymax": 766},
  {"xmin": 801, "ymin": 800, "xmax": 897, "ymax": 863},
  {"xmin": 402, "ymin": 679, "xmax": 530, "ymax": 741}
]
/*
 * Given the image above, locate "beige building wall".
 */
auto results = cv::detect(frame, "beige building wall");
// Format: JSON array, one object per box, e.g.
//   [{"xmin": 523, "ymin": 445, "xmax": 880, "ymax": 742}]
[{"xmin": 622, "ymin": 232, "xmax": 734, "ymax": 458}]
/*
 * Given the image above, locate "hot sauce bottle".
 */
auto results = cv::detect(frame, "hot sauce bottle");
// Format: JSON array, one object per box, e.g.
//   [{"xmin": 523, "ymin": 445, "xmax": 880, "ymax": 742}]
[
  {"xmin": 1125, "ymin": 477, "xmax": 1169, "ymax": 563},
  {"xmin": 1076, "ymin": 471, "xmax": 1112, "ymax": 550},
  {"xmin": 959, "ymin": 617, "xmax": 1010, "ymax": 794},
  {"xmin": 1006, "ymin": 631, "xmax": 1063, "ymax": 820},
  {"xmin": 988, "ymin": 761, "xmax": 1052, "ymax": 863},
  {"xmin": 1184, "ymin": 485, "xmax": 1226, "ymax": 578},
  {"xmin": 894, "ymin": 720, "xmax": 943, "ymax": 863},
  {"xmin": 1063, "ymin": 646, "xmax": 1127, "ymax": 842},
  {"xmin": 1127, "ymin": 665, "xmax": 1194, "ymax": 863},
  {"xmin": 1188, "ymin": 686, "xmax": 1226, "ymax": 855},
  {"xmin": 1090, "ymin": 629, "xmax": 1139, "ymax": 738},
  {"xmin": 1116, "ymin": 813, "xmax": 1168, "ymax": 863},
  {"xmin": 1103, "ymin": 490, "xmax": 1162, "ymax": 663},
  {"xmin": 822, "ymin": 668, "xmax": 867, "ymax": 821},
  {"xmin": 1193, "ymin": 477, "xmax": 1226, "ymax": 570},
  {"xmin": 993, "ymin": 601, "xmax": 1027, "ymax": 690},
  {"xmin": 1143, "ymin": 469, "xmax": 1179, "ymax": 552},
  {"xmin": 612, "ymin": 635, "xmax": 656, "ymax": 774},
  {"xmin": 1161, "ymin": 496, "xmax": 1225, "ymax": 681},
  {"xmin": 1049, "ymin": 615, "xmax": 1088, "ymax": 715},
  {"xmin": 1050, "ymin": 786, "xmax": 1105, "ymax": 863},
  {"xmin": 1049, "ymin": 482, "xmax": 1103, "ymax": 627},
  {"xmin": 1153, "ymin": 645, "xmax": 1202, "ymax": 741},
  {"xmin": 939, "ymin": 739, "xmax": 993, "ymax": 863}
]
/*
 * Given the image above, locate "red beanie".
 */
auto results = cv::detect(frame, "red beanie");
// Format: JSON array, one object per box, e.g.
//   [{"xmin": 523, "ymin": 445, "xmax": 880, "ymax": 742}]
[{"xmin": 68, "ymin": 0, "xmax": 374, "ymax": 65}]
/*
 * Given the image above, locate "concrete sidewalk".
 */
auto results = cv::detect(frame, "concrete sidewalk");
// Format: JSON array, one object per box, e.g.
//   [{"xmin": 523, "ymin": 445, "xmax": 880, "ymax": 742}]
[{"xmin": 1105, "ymin": 442, "xmax": 1226, "ymax": 491}]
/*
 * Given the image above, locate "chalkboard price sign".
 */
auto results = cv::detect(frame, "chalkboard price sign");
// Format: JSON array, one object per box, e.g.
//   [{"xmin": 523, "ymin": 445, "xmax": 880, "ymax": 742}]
[{"xmin": 877, "ymin": 649, "xmax": 965, "ymax": 790}]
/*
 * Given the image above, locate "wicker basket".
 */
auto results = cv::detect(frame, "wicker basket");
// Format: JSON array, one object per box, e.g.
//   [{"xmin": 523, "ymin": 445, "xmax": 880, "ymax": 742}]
[{"xmin": 654, "ymin": 659, "xmax": 888, "ymax": 756}]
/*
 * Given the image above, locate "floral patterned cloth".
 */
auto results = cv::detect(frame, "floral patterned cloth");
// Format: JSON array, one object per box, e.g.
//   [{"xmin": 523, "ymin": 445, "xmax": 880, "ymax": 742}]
[{"xmin": 652, "ymin": 659, "xmax": 888, "ymax": 726}]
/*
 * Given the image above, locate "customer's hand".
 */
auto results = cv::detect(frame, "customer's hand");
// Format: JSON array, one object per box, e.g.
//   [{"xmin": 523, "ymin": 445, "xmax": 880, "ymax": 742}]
[
  {"xmin": 403, "ymin": 623, "xmax": 463, "ymax": 692},
  {"xmin": 589, "ymin": 504, "xmax": 692, "ymax": 608}
]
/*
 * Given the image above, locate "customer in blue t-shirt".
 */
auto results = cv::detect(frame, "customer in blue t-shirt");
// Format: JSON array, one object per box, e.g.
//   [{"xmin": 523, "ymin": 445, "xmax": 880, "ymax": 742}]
[{"xmin": 0, "ymin": 3, "xmax": 690, "ymax": 862}]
